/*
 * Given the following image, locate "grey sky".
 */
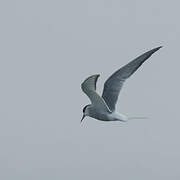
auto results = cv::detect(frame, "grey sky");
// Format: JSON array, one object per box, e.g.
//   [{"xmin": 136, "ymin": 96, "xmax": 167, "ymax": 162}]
[{"xmin": 0, "ymin": 0, "xmax": 179, "ymax": 179}]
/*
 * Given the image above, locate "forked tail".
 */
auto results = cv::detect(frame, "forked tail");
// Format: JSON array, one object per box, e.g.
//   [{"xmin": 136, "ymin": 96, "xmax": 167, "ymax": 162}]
[{"xmin": 128, "ymin": 117, "xmax": 149, "ymax": 120}]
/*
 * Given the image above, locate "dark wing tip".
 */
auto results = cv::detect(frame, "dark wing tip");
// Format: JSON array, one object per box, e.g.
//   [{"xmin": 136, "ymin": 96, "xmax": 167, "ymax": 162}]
[
  {"xmin": 143, "ymin": 46, "xmax": 163, "ymax": 60},
  {"xmin": 83, "ymin": 74, "xmax": 100, "ymax": 83},
  {"xmin": 94, "ymin": 74, "xmax": 100, "ymax": 90},
  {"xmin": 152, "ymin": 46, "xmax": 163, "ymax": 52},
  {"xmin": 81, "ymin": 74, "xmax": 100, "ymax": 91}
]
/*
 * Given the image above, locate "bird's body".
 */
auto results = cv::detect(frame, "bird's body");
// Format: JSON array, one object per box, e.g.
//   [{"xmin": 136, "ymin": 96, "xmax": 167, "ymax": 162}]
[
  {"xmin": 81, "ymin": 46, "xmax": 162, "ymax": 122},
  {"xmin": 84, "ymin": 104, "xmax": 128, "ymax": 121}
]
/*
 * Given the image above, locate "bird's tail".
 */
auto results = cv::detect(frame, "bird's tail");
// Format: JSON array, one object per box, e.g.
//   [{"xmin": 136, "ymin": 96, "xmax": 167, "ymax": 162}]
[{"xmin": 128, "ymin": 117, "xmax": 149, "ymax": 120}]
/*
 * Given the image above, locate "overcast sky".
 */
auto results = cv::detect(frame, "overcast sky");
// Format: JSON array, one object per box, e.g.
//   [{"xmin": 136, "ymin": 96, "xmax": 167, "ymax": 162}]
[{"xmin": 0, "ymin": 0, "xmax": 180, "ymax": 179}]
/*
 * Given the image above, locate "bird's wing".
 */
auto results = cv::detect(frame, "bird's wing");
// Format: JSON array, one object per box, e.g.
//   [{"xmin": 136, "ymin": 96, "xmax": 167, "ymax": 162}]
[
  {"xmin": 102, "ymin": 46, "xmax": 162, "ymax": 111},
  {"xmin": 81, "ymin": 74, "xmax": 111, "ymax": 112}
]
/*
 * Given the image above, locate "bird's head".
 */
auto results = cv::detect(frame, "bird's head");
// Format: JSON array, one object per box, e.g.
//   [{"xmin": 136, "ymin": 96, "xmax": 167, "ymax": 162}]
[{"xmin": 81, "ymin": 105, "xmax": 90, "ymax": 123}]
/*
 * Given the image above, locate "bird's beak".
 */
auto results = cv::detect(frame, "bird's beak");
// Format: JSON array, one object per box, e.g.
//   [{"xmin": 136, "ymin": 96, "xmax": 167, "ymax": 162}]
[{"xmin": 80, "ymin": 114, "xmax": 85, "ymax": 123}]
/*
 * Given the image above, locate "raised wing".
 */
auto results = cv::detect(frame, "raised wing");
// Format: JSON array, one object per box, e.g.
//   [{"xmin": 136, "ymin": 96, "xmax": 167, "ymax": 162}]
[
  {"xmin": 81, "ymin": 74, "xmax": 111, "ymax": 112},
  {"xmin": 102, "ymin": 46, "xmax": 162, "ymax": 111}
]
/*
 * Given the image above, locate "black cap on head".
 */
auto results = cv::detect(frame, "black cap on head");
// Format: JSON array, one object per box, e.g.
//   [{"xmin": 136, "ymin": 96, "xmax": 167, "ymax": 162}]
[{"xmin": 83, "ymin": 105, "xmax": 89, "ymax": 113}]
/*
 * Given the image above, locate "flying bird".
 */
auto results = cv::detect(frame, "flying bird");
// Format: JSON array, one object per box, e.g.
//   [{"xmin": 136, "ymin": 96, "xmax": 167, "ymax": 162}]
[{"xmin": 81, "ymin": 46, "xmax": 162, "ymax": 122}]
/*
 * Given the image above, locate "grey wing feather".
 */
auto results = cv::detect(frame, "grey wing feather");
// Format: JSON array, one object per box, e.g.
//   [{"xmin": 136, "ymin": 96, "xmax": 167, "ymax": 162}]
[
  {"xmin": 81, "ymin": 74, "xmax": 111, "ymax": 112},
  {"xmin": 102, "ymin": 46, "xmax": 162, "ymax": 111}
]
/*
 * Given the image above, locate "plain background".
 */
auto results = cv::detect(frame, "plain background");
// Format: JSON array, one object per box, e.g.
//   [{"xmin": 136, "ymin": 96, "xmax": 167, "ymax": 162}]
[{"xmin": 0, "ymin": 0, "xmax": 180, "ymax": 179}]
